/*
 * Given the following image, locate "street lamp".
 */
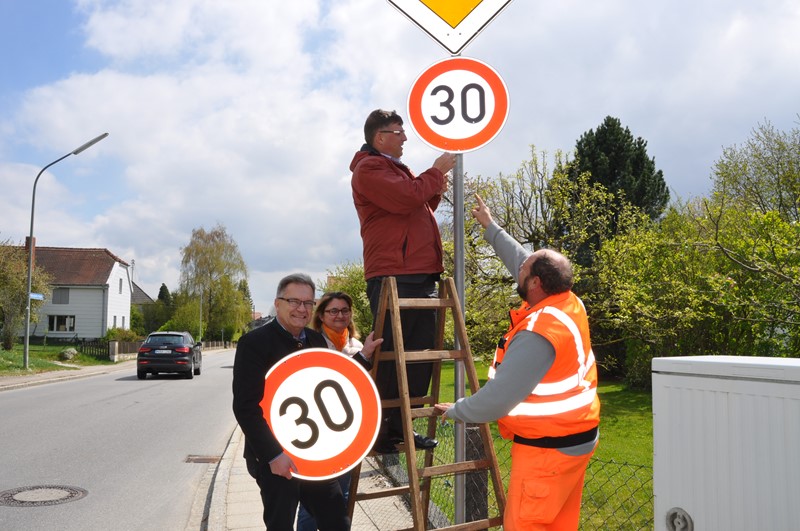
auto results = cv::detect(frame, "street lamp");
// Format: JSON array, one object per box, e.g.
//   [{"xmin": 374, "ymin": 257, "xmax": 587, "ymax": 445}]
[
  {"xmin": 198, "ymin": 289, "xmax": 203, "ymax": 342},
  {"xmin": 23, "ymin": 132, "xmax": 109, "ymax": 370}
]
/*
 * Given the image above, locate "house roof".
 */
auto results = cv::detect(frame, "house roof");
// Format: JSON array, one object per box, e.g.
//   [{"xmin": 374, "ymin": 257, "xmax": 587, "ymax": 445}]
[
  {"xmin": 34, "ymin": 247, "xmax": 129, "ymax": 286},
  {"xmin": 132, "ymin": 281, "xmax": 155, "ymax": 305}
]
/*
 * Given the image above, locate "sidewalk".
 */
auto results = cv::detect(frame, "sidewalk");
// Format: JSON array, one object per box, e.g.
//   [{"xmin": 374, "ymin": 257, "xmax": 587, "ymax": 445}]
[
  {"xmin": 208, "ymin": 424, "xmax": 413, "ymax": 530},
  {"xmin": 0, "ymin": 362, "xmax": 412, "ymax": 530}
]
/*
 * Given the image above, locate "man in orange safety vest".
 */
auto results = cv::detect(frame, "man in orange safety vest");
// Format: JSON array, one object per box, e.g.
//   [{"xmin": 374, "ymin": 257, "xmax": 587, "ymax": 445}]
[{"xmin": 436, "ymin": 194, "xmax": 600, "ymax": 531}]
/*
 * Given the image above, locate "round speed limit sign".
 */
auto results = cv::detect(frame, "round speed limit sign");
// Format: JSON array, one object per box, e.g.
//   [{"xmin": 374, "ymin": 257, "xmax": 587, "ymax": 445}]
[
  {"xmin": 260, "ymin": 348, "xmax": 381, "ymax": 480},
  {"xmin": 407, "ymin": 56, "xmax": 509, "ymax": 153}
]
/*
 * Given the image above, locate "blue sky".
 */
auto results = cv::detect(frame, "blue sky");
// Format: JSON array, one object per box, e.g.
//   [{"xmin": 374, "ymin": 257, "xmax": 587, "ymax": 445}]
[{"xmin": 2, "ymin": 0, "xmax": 799, "ymax": 315}]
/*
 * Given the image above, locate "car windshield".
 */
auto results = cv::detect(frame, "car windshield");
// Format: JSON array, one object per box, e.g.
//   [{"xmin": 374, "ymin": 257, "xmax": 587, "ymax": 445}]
[{"xmin": 145, "ymin": 334, "xmax": 184, "ymax": 346}]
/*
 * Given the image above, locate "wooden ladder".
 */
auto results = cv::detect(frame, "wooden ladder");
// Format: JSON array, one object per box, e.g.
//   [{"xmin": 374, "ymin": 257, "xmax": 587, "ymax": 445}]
[{"xmin": 347, "ymin": 276, "xmax": 506, "ymax": 530}]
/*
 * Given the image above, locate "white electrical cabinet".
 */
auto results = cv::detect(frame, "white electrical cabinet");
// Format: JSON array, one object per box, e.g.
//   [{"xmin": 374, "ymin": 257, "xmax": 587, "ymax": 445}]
[{"xmin": 652, "ymin": 355, "xmax": 800, "ymax": 531}]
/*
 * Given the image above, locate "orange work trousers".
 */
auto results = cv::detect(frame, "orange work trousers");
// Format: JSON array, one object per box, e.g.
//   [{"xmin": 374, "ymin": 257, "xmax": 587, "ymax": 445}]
[{"xmin": 503, "ymin": 442, "xmax": 595, "ymax": 531}]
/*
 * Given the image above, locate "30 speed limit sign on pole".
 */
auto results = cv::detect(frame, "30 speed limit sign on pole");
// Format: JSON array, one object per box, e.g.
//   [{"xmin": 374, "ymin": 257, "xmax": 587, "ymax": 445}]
[
  {"xmin": 260, "ymin": 348, "xmax": 382, "ymax": 480},
  {"xmin": 407, "ymin": 56, "xmax": 509, "ymax": 153}
]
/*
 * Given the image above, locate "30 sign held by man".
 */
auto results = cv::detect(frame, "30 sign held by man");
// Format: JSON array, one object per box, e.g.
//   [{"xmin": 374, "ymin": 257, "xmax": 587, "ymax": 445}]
[{"xmin": 260, "ymin": 348, "xmax": 382, "ymax": 480}]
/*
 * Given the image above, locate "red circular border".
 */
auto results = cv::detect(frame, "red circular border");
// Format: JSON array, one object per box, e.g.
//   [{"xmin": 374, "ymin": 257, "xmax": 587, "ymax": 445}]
[
  {"xmin": 407, "ymin": 56, "xmax": 509, "ymax": 152},
  {"xmin": 260, "ymin": 349, "xmax": 381, "ymax": 479}
]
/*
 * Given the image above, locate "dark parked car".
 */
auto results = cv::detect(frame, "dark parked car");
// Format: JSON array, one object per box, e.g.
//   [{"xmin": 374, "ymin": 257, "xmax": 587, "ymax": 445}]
[{"xmin": 137, "ymin": 331, "xmax": 202, "ymax": 380}]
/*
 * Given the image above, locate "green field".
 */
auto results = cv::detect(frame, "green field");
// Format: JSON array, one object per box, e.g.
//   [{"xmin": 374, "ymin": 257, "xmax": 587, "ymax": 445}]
[{"xmin": 0, "ymin": 342, "xmax": 113, "ymax": 376}]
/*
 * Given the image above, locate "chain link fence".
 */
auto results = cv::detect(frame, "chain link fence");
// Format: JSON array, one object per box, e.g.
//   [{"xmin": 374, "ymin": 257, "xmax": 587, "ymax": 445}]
[{"xmin": 366, "ymin": 421, "xmax": 653, "ymax": 530}]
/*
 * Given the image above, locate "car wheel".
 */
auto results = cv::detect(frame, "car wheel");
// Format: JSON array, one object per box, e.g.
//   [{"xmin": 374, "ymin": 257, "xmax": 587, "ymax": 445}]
[
  {"xmin": 137, "ymin": 370, "xmax": 147, "ymax": 380},
  {"xmin": 194, "ymin": 357, "xmax": 201, "ymax": 376},
  {"xmin": 186, "ymin": 359, "xmax": 194, "ymax": 379}
]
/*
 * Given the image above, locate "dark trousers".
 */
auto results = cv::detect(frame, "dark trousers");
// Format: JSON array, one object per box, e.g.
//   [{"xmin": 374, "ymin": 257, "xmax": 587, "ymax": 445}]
[
  {"xmin": 247, "ymin": 457, "xmax": 350, "ymax": 530},
  {"xmin": 367, "ymin": 274, "xmax": 438, "ymax": 438}
]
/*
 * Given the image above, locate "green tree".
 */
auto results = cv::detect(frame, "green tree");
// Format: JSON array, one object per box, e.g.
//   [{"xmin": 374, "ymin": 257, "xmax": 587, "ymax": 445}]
[
  {"xmin": 161, "ymin": 293, "xmax": 203, "ymax": 338},
  {"xmin": 157, "ymin": 283, "xmax": 173, "ymax": 308},
  {"xmin": 568, "ymin": 116, "xmax": 669, "ymax": 220},
  {"xmin": 704, "ymin": 119, "xmax": 800, "ymax": 354},
  {"xmin": 130, "ymin": 305, "xmax": 146, "ymax": 336},
  {"xmin": 595, "ymin": 119, "xmax": 800, "ymax": 387},
  {"xmin": 178, "ymin": 224, "xmax": 250, "ymax": 340},
  {"xmin": 594, "ymin": 202, "xmax": 733, "ymax": 387},
  {"xmin": 442, "ymin": 148, "xmax": 642, "ymax": 367},
  {"xmin": 140, "ymin": 283, "xmax": 173, "ymax": 333},
  {"xmin": 563, "ymin": 116, "xmax": 669, "ymax": 269},
  {"xmin": 0, "ymin": 241, "xmax": 52, "ymax": 350},
  {"xmin": 238, "ymin": 279, "xmax": 254, "ymax": 316},
  {"xmin": 711, "ymin": 119, "xmax": 800, "ymax": 221}
]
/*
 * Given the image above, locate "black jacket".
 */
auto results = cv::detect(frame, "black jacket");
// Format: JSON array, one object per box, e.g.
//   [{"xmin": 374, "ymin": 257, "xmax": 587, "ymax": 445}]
[
  {"xmin": 232, "ymin": 318, "xmax": 329, "ymax": 464},
  {"xmin": 231, "ymin": 318, "xmax": 372, "ymax": 465}
]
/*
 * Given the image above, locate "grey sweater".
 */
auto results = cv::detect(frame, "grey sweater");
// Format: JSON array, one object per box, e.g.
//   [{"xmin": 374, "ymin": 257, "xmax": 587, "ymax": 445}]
[{"xmin": 446, "ymin": 221, "xmax": 597, "ymax": 455}]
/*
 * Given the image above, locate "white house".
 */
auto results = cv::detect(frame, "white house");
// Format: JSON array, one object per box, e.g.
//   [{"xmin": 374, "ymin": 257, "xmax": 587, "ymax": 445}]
[{"xmin": 30, "ymin": 247, "xmax": 133, "ymax": 340}]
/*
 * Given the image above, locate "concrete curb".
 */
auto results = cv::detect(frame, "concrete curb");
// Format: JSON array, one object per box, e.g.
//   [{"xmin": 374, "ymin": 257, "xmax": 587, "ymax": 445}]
[
  {"xmin": 207, "ymin": 424, "xmax": 240, "ymax": 531},
  {"xmin": 0, "ymin": 361, "xmax": 136, "ymax": 392}
]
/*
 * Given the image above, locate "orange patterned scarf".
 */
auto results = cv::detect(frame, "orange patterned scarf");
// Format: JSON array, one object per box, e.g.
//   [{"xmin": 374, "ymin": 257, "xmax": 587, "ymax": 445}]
[{"xmin": 322, "ymin": 324, "xmax": 349, "ymax": 352}]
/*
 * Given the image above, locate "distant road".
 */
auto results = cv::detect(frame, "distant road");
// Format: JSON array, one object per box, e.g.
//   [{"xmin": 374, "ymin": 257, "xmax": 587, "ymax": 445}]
[{"xmin": 0, "ymin": 349, "xmax": 238, "ymax": 531}]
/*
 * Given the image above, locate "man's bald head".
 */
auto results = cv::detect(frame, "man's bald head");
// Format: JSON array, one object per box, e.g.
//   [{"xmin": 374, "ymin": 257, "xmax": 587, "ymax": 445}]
[{"xmin": 517, "ymin": 249, "xmax": 574, "ymax": 303}]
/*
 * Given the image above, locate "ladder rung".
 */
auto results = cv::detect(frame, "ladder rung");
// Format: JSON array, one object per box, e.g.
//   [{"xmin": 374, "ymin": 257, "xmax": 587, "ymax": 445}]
[
  {"xmin": 419, "ymin": 459, "xmax": 493, "ymax": 479},
  {"xmin": 380, "ymin": 395, "xmax": 432, "ymax": 409},
  {"xmin": 405, "ymin": 349, "xmax": 466, "ymax": 361},
  {"xmin": 353, "ymin": 485, "xmax": 410, "ymax": 501},
  {"xmin": 409, "ymin": 406, "xmax": 438, "ymax": 419},
  {"xmin": 395, "ymin": 297, "xmax": 456, "ymax": 309},
  {"xmin": 435, "ymin": 517, "xmax": 505, "ymax": 530},
  {"xmin": 375, "ymin": 349, "xmax": 467, "ymax": 362}
]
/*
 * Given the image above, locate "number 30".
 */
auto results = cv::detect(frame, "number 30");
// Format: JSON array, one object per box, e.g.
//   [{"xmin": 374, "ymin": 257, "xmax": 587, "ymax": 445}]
[
  {"xmin": 278, "ymin": 379, "xmax": 354, "ymax": 449},
  {"xmin": 430, "ymin": 83, "xmax": 486, "ymax": 125}
]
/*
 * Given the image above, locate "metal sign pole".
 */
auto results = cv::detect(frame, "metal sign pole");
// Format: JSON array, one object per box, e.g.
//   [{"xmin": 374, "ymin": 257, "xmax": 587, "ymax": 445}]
[{"xmin": 453, "ymin": 153, "xmax": 466, "ymax": 523}]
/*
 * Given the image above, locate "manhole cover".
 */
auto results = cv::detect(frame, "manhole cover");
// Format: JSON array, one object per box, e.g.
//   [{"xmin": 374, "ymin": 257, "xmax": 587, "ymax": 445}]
[
  {"xmin": 0, "ymin": 485, "xmax": 88, "ymax": 507},
  {"xmin": 185, "ymin": 455, "xmax": 221, "ymax": 463}
]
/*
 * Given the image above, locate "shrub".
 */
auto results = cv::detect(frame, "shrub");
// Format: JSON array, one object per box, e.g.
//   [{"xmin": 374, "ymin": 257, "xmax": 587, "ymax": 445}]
[{"xmin": 104, "ymin": 327, "xmax": 141, "ymax": 342}]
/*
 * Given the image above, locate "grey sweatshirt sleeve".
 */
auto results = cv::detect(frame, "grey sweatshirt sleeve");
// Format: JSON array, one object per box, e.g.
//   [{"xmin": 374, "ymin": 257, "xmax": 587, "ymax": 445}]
[
  {"xmin": 484, "ymin": 221, "xmax": 532, "ymax": 283},
  {"xmin": 447, "ymin": 331, "xmax": 555, "ymax": 424}
]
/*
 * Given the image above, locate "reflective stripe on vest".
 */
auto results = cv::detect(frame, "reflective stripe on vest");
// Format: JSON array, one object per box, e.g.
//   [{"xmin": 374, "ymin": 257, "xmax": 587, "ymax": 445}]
[
  {"xmin": 507, "ymin": 386, "xmax": 597, "ymax": 417},
  {"xmin": 525, "ymin": 306, "xmax": 595, "ymax": 396},
  {"xmin": 492, "ymin": 301, "xmax": 596, "ymax": 417}
]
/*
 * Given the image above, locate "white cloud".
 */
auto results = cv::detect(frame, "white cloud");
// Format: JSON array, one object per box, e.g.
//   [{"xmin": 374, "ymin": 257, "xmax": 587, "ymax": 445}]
[{"xmin": 3, "ymin": 0, "xmax": 800, "ymax": 315}]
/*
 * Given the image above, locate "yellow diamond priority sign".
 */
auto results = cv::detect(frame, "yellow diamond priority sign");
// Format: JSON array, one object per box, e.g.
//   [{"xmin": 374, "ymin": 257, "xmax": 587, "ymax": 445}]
[{"xmin": 387, "ymin": 0, "xmax": 513, "ymax": 55}]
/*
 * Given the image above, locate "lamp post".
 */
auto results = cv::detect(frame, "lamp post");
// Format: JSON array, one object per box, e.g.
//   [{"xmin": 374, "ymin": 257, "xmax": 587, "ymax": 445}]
[{"xmin": 23, "ymin": 132, "xmax": 109, "ymax": 370}]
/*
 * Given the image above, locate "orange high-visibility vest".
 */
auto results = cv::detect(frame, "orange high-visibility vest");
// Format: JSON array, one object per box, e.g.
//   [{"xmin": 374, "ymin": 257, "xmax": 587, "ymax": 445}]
[{"xmin": 489, "ymin": 291, "xmax": 600, "ymax": 440}]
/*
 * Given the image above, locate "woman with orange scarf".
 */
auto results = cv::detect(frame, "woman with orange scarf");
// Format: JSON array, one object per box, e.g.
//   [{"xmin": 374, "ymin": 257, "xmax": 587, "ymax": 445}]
[{"xmin": 297, "ymin": 291, "xmax": 382, "ymax": 531}]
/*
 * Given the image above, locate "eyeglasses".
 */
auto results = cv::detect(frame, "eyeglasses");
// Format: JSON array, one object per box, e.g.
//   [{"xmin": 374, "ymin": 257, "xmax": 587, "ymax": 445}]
[
  {"xmin": 277, "ymin": 297, "xmax": 315, "ymax": 310},
  {"xmin": 379, "ymin": 130, "xmax": 405, "ymax": 135},
  {"xmin": 324, "ymin": 308, "xmax": 352, "ymax": 316}
]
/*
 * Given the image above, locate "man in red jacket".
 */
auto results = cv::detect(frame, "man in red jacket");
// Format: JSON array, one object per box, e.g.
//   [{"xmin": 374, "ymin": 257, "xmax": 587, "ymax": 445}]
[{"xmin": 350, "ymin": 109, "xmax": 456, "ymax": 453}]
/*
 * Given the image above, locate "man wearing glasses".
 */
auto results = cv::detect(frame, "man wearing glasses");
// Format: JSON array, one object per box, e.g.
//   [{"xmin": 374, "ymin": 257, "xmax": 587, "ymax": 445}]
[
  {"xmin": 350, "ymin": 109, "xmax": 457, "ymax": 454},
  {"xmin": 232, "ymin": 273, "xmax": 350, "ymax": 530}
]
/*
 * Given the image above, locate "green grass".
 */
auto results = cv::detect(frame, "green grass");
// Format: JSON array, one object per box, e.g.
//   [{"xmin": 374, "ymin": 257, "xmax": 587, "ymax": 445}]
[{"xmin": 0, "ymin": 343, "xmax": 113, "ymax": 376}]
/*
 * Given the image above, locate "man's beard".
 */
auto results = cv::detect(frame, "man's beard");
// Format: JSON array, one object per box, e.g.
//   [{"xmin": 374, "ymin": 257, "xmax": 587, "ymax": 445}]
[{"xmin": 516, "ymin": 279, "xmax": 528, "ymax": 300}]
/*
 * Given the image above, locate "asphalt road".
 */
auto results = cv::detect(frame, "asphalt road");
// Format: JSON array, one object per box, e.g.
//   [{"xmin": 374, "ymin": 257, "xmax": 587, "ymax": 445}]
[{"xmin": 0, "ymin": 349, "xmax": 238, "ymax": 531}]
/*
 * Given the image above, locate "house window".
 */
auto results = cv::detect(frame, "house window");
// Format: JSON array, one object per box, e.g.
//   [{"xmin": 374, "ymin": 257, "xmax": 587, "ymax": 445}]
[
  {"xmin": 52, "ymin": 288, "xmax": 69, "ymax": 304},
  {"xmin": 48, "ymin": 315, "xmax": 75, "ymax": 332},
  {"xmin": 122, "ymin": 316, "xmax": 126, "ymax": 329},
  {"xmin": 113, "ymin": 316, "xmax": 117, "ymax": 328},
  {"xmin": 119, "ymin": 278, "xmax": 123, "ymax": 294}
]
